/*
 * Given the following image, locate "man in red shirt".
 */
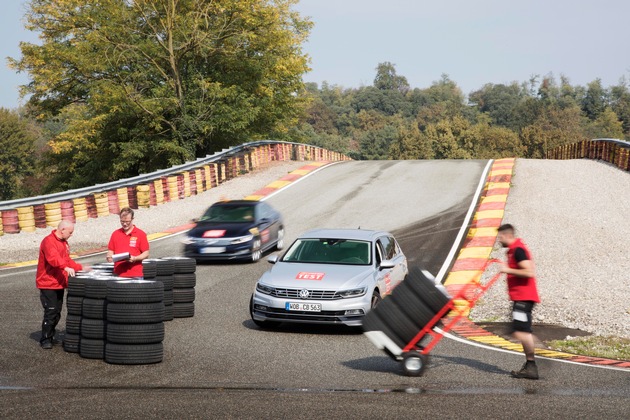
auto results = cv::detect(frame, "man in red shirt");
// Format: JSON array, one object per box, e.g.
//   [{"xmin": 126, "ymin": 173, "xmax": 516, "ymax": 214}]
[
  {"xmin": 106, "ymin": 207, "xmax": 149, "ymax": 277},
  {"xmin": 36, "ymin": 220, "xmax": 84, "ymax": 349},
  {"xmin": 498, "ymin": 223, "xmax": 541, "ymax": 380}
]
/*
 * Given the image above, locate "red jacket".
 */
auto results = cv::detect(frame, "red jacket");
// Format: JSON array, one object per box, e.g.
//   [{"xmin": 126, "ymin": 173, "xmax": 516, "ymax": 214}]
[
  {"xmin": 36, "ymin": 230, "xmax": 83, "ymax": 289},
  {"xmin": 506, "ymin": 238, "xmax": 540, "ymax": 303}
]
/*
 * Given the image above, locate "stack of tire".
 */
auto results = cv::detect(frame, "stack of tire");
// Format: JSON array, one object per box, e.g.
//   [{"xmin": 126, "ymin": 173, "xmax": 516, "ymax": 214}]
[
  {"xmin": 104, "ymin": 279, "xmax": 165, "ymax": 365},
  {"xmin": 163, "ymin": 257, "xmax": 196, "ymax": 318},
  {"xmin": 144, "ymin": 258, "xmax": 175, "ymax": 322},
  {"xmin": 64, "ymin": 274, "xmax": 90, "ymax": 354},
  {"xmin": 79, "ymin": 276, "xmax": 118, "ymax": 359},
  {"xmin": 362, "ymin": 267, "xmax": 451, "ymax": 376}
]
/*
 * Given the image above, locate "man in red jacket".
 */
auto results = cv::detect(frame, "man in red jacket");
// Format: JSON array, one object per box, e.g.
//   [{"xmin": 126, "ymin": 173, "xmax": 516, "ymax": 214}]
[
  {"xmin": 498, "ymin": 223, "xmax": 541, "ymax": 380},
  {"xmin": 36, "ymin": 220, "xmax": 84, "ymax": 349}
]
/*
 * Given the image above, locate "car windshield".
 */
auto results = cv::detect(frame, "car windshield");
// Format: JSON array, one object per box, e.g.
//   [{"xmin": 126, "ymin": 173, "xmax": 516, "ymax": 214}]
[
  {"xmin": 200, "ymin": 205, "xmax": 255, "ymax": 223},
  {"xmin": 282, "ymin": 238, "xmax": 371, "ymax": 265}
]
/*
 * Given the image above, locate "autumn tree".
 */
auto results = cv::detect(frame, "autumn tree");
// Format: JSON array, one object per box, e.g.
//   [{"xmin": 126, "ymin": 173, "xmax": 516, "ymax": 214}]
[
  {"xmin": 0, "ymin": 109, "xmax": 37, "ymax": 200},
  {"xmin": 11, "ymin": 0, "xmax": 312, "ymax": 190}
]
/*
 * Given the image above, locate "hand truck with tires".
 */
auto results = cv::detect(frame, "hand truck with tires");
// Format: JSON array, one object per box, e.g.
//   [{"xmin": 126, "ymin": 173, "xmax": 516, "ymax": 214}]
[{"xmin": 363, "ymin": 260, "xmax": 503, "ymax": 376}]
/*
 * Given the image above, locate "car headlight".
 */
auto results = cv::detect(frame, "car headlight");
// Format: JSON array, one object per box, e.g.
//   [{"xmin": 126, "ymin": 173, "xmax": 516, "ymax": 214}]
[
  {"xmin": 337, "ymin": 287, "xmax": 367, "ymax": 298},
  {"xmin": 256, "ymin": 283, "xmax": 275, "ymax": 295},
  {"xmin": 232, "ymin": 234, "xmax": 254, "ymax": 244},
  {"xmin": 181, "ymin": 236, "xmax": 194, "ymax": 245}
]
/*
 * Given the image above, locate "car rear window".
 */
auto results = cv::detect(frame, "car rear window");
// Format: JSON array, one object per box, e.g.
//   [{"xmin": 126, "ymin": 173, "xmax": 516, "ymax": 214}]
[
  {"xmin": 200, "ymin": 205, "xmax": 255, "ymax": 222},
  {"xmin": 282, "ymin": 239, "xmax": 371, "ymax": 265}
]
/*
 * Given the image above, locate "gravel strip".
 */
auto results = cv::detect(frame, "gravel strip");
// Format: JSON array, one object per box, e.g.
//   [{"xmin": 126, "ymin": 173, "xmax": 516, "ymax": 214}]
[
  {"xmin": 470, "ymin": 159, "xmax": 630, "ymax": 339},
  {"xmin": 0, "ymin": 161, "xmax": 314, "ymax": 265}
]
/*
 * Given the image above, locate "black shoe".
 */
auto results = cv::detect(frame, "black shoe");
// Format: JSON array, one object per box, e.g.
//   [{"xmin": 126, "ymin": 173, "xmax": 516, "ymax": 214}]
[
  {"xmin": 51, "ymin": 337, "xmax": 63, "ymax": 346},
  {"xmin": 40, "ymin": 340, "xmax": 53, "ymax": 350},
  {"xmin": 511, "ymin": 361, "xmax": 539, "ymax": 380}
]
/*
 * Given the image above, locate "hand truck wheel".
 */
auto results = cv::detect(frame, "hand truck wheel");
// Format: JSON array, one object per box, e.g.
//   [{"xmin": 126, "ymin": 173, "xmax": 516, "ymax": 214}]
[{"xmin": 402, "ymin": 351, "xmax": 428, "ymax": 377}]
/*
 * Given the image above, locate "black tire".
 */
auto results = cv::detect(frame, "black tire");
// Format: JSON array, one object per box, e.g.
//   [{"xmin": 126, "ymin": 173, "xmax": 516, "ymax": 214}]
[
  {"xmin": 374, "ymin": 297, "xmax": 424, "ymax": 346},
  {"xmin": 105, "ymin": 343, "xmax": 163, "ymax": 365},
  {"xmin": 63, "ymin": 333, "xmax": 80, "ymax": 353},
  {"xmin": 84, "ymin": 277, "xmax": 115, "ymax": 299},
  {"xmin": 67, "ymin": 276, "xmax": 88, "ymax": 297},
  {"xmin": 82, "ymin": 298, "xmax": 107, "ymax": 320},
  {"xmin": 106, "ymin": 280, "xmax": 164, "ymax": 303},
  {"xmin": 172, "ymin": 302, "xmax": 194, "ymax": 318},
  {"xmin": 163, "ymin": 304, "xmax": 174, "ymax": 322},
  {"xmin": 91, "ymin": 262, "xmax": 115, "ymax": 273},
  {"xmin": 65, "ymin": 314, "xmax": 82, "ymax": 335},
  {"xmin": 163, "ymin": 257, "xmax": 196, "ymax": 274},
  {"xmin": 173, "ymin": 273, "xmax": 196, "ymax": 288},
  {"xmin": 106, "ymin": 302, "xmax": 165, "ymax": 324},
  {"xmin": 402, "ymin": 351, "xmax": 428, "ymax": 377},
  {"xmin": 390, "ymin": 281, "xmax": 436, "ymax": 329},
  {"xmin": 66, "ymin": 296, "xmax": 84, "ymax": 316},
  {"xmin": 163, "ymin": 289, "xmax": 174, "ymax": 306},
  {"xmin": 81, "ymin": 318, "xmax": 106, "ymax": 340},
  {"xmin": 79, "ymin": 338, "xmax": 105, "ymax": 359},
  {"xmin": 249, "ymin": 295, "xmax": 281, "ymax": 329},
  {"xmin": 173, "ymin": 288, "xmax": 195, "ymax": 303},
  {"xmin": 156, "ymin": 275, "xmax": 174, "ymax": 291},
  {"xmin": 361, "ymin": 309, "xmax": 407, "ymax": 350},
  {"xmin": 106, "ymin": 322, "xmax": 164, "ymax": 344},
  {"xmin": 155, "ymin": 259, "xmax": 175, "ymax": 276},
  {"xmin": 405, "ymin": 267, "xmax": 450, "ymax": 314},
  {"xmin": 142, "ymin": 260, "xmax": 158, "ymax": 279}
]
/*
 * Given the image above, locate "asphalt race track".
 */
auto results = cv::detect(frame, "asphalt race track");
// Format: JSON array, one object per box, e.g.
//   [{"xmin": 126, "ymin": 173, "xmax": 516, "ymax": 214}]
[{"xmin": 1, "ymin": 160, "xmax": 628, "ymax": 419}]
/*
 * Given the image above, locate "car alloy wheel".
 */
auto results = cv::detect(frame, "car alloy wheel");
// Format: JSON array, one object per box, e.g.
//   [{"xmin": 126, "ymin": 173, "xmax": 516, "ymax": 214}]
[
  {"xmin": 251, "ymin": 238, "xmax": 262, "ymax": 262},
  {"xmin": 276, "ymin": 227, "xmax": 285, "ymax": 250},
  {"xmin": 371, "ymin": 290, "xmax": 382, "ymax": 309}
]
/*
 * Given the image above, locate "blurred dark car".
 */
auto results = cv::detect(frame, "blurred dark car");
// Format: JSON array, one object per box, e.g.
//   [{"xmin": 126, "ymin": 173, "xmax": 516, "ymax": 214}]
[{"xmin": 182, "ymin": 200, "xmax": 284, "ymax": 262}]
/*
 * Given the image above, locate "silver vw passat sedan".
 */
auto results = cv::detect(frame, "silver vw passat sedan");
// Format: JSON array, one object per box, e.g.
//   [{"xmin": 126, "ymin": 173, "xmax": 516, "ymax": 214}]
[{"xmin": 250, "ymin": 229, "xmax": 408, "ymax": 327}]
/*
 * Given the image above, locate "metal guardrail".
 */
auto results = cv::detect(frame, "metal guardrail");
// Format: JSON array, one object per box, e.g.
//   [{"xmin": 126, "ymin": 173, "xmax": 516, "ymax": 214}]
[
  {"xmin": 546, "ymin": 138, "xmax": 630, "ymax": 172},
  {"xmin": 592, "ymin": 138, "xmax": 630, "ymax": 148},
  {"xmin": 0, "ymin": 140, "xmax": 319, "ymax": 211}
]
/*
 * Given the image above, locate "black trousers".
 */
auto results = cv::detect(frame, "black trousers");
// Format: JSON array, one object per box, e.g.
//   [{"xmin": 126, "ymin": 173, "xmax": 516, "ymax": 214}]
[{"xmin": 40, "ymin": 289, "xmax": 65, "ymax": 343}]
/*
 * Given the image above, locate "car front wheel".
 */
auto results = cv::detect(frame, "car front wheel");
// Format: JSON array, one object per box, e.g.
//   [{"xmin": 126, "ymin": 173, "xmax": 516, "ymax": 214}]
[
  {"xmin": 251, "ymin": 238, "xmax": 262, "ymax": 262},
  {"xmin": 371, "ymin": 290, "xmax": 382, "ymax": 309}
]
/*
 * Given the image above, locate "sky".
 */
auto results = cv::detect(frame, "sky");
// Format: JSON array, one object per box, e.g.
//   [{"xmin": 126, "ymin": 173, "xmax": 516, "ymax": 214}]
[{"xmin": 2, "ymin": 0, "xmax": 629, "ymax": 109}]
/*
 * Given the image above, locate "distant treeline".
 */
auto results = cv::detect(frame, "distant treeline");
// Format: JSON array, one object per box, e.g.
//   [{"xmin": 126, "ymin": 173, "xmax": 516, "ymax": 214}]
[{"xmin": 290, "ymin": 62, "xmax": 630, "ymax": 160}]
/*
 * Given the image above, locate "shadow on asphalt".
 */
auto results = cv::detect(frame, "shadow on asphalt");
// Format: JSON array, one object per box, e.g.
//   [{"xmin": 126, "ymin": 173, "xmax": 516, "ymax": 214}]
[
  {"xmin": 241, "ymin": 320, "xmax": 362, "ymax": 336},
  {"xmin": 342, "ymin": 354, "xmax": 511, "ymax": 376},
  {"xmin": 429, "ymin": 354, "xmax": 511, "ymax": 375},
  {"xmin": 341, "ymin": 356, "xmax": 402, "ymax": 374}
]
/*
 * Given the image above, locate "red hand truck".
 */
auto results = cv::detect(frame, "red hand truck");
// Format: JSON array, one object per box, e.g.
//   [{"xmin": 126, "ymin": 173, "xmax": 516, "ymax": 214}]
[{"xmin": 364, "ymin": 259, "xmax": 504, "ymax": 376}]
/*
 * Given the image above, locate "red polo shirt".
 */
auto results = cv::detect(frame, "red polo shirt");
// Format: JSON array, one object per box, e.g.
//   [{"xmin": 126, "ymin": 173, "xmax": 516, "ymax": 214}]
[{"xmin": 108, "ymin": 225, "xmax": 149, "ymax": 278}]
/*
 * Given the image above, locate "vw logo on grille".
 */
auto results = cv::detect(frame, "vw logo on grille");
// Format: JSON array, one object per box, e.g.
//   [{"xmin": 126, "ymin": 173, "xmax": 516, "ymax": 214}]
[{"xmin": 299, "ymin": 289, "xmax": 310, "ymax": 299}]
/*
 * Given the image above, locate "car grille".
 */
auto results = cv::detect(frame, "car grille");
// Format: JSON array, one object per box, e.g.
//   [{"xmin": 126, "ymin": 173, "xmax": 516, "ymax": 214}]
[{"xmin": 270, "ymin": 288, "xmax": 340, "ymax": 300}]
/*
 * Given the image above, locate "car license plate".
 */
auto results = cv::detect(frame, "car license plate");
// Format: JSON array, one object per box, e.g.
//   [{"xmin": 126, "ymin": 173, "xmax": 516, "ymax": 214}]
[
  {"xmin": 285, "ymin": 302, "xmax": 322, "ymax": 312},
  {"xmin": 200, "ymin": 247, "xmax": 226, "ymax": 254}
]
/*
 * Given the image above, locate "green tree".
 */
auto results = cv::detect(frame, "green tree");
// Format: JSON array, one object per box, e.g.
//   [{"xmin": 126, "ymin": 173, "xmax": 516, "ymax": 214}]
[
  {"xmin": 0, "ymin": 109, "xmax": 37, "ymax": 200},
  {"xmin": 10, "ymin": 0, "xmax": 312, "ymax": 190},
  {"xmin": 585, "ymin": 108, "xmax": 624, "ymax": 139},
  {"xmin": 581, "ymin": 79, "xmax": 607, "ymax": 120},
  {"xmin": 373, "ymin": 62, "xmax": 410, "ymax": 93}
]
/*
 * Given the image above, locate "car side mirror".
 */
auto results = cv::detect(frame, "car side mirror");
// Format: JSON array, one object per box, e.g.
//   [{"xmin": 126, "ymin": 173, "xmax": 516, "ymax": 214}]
[
  {"xmin": 267, "ymin": 255, "xmax": 279, "ymax": 264},
  {"xmin": 379, "ymin": 260, "xmax": 396, "ymax": 270}
]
